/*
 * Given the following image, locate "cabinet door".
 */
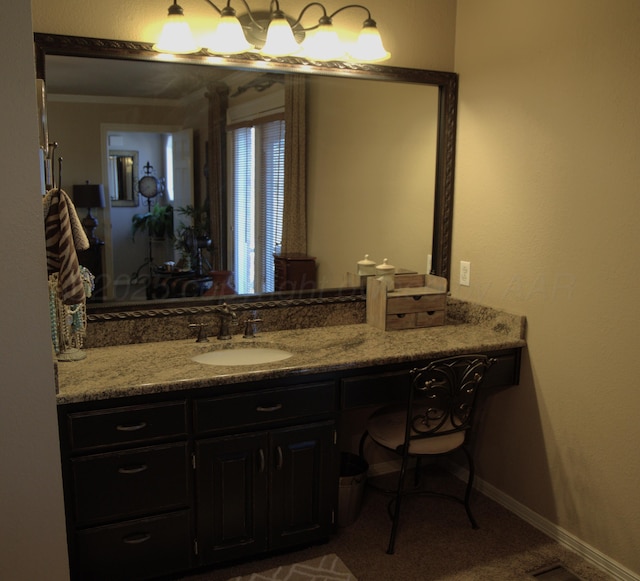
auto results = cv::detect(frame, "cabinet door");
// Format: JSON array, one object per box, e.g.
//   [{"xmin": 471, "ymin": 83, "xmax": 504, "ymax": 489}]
[
  {"xmin": 195, "ymin": 432, "xmax": 269, "ymax": 564},
  {"xmin": 269, "ymin": 421, "xmax": 338, "ymax": 550}
]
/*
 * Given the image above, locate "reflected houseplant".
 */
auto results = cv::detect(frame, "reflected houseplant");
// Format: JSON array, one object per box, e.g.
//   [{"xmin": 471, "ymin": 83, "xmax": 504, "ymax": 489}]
[
  {"xmin": 174, "ymin": 204, "xmax": 211, "ymax": 274},
  {"xmin": 131, "ymin": 203, "xmax": 174, "ymax": 241}
]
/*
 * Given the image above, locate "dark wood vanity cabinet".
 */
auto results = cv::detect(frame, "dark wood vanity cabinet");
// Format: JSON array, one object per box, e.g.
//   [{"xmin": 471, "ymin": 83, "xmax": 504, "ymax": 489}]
[
  {"xmin": 58, "ymin": 401, "xmax": 192, "ymax": 581},
  {"xmin": 58, "ymin": 380, "xmax": 339, "ymax": 580},
  {"xmin": 193, "ymin": 382, "xmax": 338, "ymax": 565}
]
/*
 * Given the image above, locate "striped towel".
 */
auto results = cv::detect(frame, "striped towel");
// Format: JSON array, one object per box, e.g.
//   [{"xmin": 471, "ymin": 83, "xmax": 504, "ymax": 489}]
[{"xmin": 43, "ymin": 188, "xmax": 90, "ymax": 304}]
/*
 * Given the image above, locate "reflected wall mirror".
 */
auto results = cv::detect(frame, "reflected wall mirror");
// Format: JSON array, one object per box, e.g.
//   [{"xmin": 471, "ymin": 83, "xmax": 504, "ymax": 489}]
[
  {"xmin": 108, "ymin": 150, "xmax": 139, "ymax": 206},
  {"xmin": 34, "ymin": 33, "xmax": 458, "ymax": 313}
]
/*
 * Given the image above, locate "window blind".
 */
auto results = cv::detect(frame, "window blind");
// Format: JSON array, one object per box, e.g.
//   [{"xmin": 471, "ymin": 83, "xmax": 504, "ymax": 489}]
[{"xmin": 230, "ymin": 118, "xmax": 285, "ymax": 294}]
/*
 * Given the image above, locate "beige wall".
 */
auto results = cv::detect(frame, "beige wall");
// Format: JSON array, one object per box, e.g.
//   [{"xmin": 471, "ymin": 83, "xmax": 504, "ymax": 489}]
[
  {"xmin": 454, "ymin": 0, "xmax": 640, "ymax": 575},
  {"xmin": 0, "ymin": 2, "xmax": 69, "ymax": 580},
  {"xmin": 307, "ymin": 78, "xmax": 438, "ymax": 287}
]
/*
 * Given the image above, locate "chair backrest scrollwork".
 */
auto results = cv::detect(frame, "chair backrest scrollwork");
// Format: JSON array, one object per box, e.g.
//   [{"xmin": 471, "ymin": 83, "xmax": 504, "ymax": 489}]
[{"xmin": 407, "ymin": 355, "xmax": 495, "ymax": 445}]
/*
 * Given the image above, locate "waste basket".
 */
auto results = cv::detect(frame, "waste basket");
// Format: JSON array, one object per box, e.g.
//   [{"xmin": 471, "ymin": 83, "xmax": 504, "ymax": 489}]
[{"xmin": 338, "ymin": 452, "xmax": 368, "ymax": 526}]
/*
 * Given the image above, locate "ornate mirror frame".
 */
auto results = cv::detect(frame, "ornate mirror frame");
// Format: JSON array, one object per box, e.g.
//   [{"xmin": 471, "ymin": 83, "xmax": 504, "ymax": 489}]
[{"xmin": 34, "ymin": 33, "xmax": 458, "ymax": 321}]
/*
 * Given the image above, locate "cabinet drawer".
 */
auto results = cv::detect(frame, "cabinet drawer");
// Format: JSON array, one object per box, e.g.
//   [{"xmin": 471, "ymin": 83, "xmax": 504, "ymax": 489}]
[
  {"xmin": 387, "ymin": 293, "xmax": 446, "ymax": 314},
  {"xmin": 74, "ymin": 510, "xmax": 191, "ymax": 581},
  {"xmin": 341, "ymin": 370, "xmax": 411, "ymax": 409},
  {"xmin": 194, "ymin": 382, "xmax": 336, "ymax": 433},
  {"xmin": 66, "ymin": 401, "xmax": 188, "ymax": 451},
  {"xmin": 385, "ymin": 310, "xmax": 446, "ymax": 330},
  {"xmin": 72, "ymin": 442, "xmax": 189, "ymax": 525}
]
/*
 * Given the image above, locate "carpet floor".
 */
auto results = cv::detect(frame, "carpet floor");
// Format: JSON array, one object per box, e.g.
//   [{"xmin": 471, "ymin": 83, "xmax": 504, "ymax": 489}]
[{"xmin": 179, "ymin": 469, "xmax": 614, "ymax": 581}]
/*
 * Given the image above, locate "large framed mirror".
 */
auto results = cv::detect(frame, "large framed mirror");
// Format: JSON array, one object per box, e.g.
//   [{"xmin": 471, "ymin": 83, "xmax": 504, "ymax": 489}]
[{"xmin": 34, "ymin": 33, "xmax": 457, "ymax": 315}]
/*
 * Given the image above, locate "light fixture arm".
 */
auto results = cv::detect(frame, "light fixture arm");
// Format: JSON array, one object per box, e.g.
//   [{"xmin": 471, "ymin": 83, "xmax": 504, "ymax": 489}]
[
  {"xmin": 291, "ymin": 2, "xmax": 328, "ymax": 29},
  {"xmin": 202, "ymin": 0, "xmax": 266, "ymax": 30},
  {"xmin": 291, "ymin": 3, "xmax": 376, "ymax": 32},
  {"xmin": 201, "ymin": 0, "xmax": 223, "ymax": 14},
  {"xmin": 328, "ymin": 4, "xmax": 372, "ymax": 21}
]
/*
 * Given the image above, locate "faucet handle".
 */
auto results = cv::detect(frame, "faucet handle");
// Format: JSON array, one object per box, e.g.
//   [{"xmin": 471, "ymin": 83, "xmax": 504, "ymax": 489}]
[
  {"xmin": 243, "ymin": 317, "xmax": 263, "ymax": 339},
  {"xmin": 189, "ymin": 323, "xmax": 209, "ymax": 343}
]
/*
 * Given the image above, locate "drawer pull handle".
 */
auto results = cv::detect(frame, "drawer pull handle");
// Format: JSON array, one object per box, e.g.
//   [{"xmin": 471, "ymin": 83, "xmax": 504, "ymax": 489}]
[
  {"xmin": 118, "ymin": 464, "xmax": 148, "ymax": 475},
  {"xmin": 412, "ymin": 296, "xmax": 423, "ymax": 301},
  {"xmin": 256, "ymin": 404, "xmax": 283, "ymax": 413},
  {"xmin": 116, "ymin": 422, "xmax": 147, "ymax": 432},
  {"xmin": 122, "ymin": 532, "xmax": 151, "ymax": 545},
  {"xmin": 258, "ymin": 449, "xmax": 265, "ymax": 473},
  {"xmin": 276, "ymin": 446, "xmax": 283, "ymax": 470}
]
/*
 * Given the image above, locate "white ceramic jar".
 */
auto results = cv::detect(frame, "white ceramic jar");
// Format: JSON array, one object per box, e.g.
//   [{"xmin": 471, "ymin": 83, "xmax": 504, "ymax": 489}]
[
  {"xmin": 357, "ymin": 254, "xmax": 377, "ymax": 276},
  {"xmin": 375, "ymin": 258, "xmax": 395, "ymax": 290}
]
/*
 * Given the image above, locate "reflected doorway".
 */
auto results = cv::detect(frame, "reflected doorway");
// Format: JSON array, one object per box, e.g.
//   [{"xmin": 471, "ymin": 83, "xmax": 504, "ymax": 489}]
[{"xmin": 100, "ymin": 125, "xmax": 194, "ymax": 301}]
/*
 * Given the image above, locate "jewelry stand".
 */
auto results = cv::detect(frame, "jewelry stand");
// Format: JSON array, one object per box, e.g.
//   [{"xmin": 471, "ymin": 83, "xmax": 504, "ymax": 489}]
[{"xmin": 48, "ymin": 270, "xmax": 93, "ymax": 362}]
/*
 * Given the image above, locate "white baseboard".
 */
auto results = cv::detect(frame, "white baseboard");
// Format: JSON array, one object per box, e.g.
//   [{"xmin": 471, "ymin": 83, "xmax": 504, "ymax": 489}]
[{"xmin": 445, "ymin": 463, "xmax": 640, "ymax": 581}]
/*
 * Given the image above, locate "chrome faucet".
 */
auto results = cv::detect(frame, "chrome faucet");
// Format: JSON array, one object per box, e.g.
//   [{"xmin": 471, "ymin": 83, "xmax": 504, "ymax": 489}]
[
  {"xmin": 188, "ymin": 323, "xmax": 209, "ymax": 343},
  {"xmin": 243, "ymin": 316, "xmax": 263, "ymax": 339},
  {"xmin": 217, "ymin": 303, "xmax": 238, "ymax": 340}
]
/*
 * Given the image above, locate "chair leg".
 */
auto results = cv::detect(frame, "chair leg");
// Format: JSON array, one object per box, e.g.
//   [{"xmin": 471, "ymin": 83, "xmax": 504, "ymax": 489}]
[
  {"xmin": 461, "ymin": 446, "xmax": 479, "ymax": 529},
  {"xmin": 414, "ymin": 456, "xmax": 422, "ymax": 487},
  {"xmin": 387, "ymin": 453, "xmax": 410, "ymax": 554},
  {"xmin": 358, "ymin": 430, "xmax": 368, "ymax": 459}
]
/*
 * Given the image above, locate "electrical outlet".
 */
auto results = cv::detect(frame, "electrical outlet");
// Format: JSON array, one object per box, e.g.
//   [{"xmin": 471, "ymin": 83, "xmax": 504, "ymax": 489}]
[{"xmin": 460, "ymin": 261, "xmax": 471, "ymax": 286}]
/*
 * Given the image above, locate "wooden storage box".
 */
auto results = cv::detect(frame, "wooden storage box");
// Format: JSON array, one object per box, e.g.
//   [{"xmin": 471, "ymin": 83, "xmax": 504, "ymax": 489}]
[{"xmin": 366, "ymin": 274, "xmax": 447, "ymax": 331}]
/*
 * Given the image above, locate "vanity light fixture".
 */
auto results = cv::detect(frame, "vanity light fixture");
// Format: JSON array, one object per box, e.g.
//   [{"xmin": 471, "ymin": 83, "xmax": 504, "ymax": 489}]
[{"xmin": 154, "ymin": 0, "xmax": 390, "ymax": 62}]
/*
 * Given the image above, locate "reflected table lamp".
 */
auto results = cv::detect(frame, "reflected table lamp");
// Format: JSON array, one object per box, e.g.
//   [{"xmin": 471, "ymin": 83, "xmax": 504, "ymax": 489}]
[{"xmin": 73, "ymin": 183, "xmax": 105, "ymax": 245}]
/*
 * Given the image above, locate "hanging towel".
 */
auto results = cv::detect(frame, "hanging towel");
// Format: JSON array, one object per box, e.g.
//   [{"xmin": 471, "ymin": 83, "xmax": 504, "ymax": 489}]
[{"xmin": 43, "ymin": 188, "xmax": 90, "ymax": 304}]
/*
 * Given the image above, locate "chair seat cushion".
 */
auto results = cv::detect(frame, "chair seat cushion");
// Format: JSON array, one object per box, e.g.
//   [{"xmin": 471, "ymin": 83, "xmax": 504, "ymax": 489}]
[{"xmin": 367, "ymin": 404, "xmax": 464, "ymax": 455}]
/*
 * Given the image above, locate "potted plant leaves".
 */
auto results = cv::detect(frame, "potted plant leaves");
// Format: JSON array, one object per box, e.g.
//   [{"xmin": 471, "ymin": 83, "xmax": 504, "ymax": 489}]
[
  {"xmin": 131, "ymin": 203, "xmax": 174, "ymax": 242},
  {"xmin": 174, "ymin": 204, "xmax": 211, "ymax": 274}
]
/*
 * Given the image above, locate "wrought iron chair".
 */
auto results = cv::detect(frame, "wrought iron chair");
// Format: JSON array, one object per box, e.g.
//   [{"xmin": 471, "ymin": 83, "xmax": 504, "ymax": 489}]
[{"xmin": 359, "ymin": 354, "xmax": 495, "ymax": 554}]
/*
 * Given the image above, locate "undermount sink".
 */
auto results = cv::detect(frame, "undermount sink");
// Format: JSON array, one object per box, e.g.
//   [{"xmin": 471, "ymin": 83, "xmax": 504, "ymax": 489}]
[{"xmin": 192, "ymin": 347, "xmax": 293, "ymax": 366}]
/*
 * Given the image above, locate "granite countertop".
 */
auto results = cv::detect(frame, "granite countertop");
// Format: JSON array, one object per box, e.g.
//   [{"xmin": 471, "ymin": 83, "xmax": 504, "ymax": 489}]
[{"xmin": 56, "ymin": 303, "xmax": 526, "ymax": 405}]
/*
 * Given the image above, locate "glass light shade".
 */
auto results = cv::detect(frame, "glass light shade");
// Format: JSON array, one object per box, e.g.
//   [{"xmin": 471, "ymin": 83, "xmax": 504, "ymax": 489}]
[
  {"xmin": 154, "ymin": 13, "xmax": 200, "ymax": 54},
  {"xmin": 261, "ymin": 16, "xmax": 300, "ymax": 57},
  {"xmin": 204, "ymin": 13, "xmax": 253, "ymax": 54},
  {"xmin": 349, "ymin": 23, "xmax": 390, "ymax": 62},
  {"xmin": 301, "ymin": 23, "xmax": 346, "ymax": 61}
]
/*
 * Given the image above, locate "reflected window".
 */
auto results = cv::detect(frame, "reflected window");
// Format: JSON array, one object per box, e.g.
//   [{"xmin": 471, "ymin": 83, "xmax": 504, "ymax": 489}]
[
  {"xmin": 230, "ymin": 118, "xmax": 285, "ymax": 294},
  {"xmin": 163, "ymin": 134, "xmax": 174, "ymax": 202}
]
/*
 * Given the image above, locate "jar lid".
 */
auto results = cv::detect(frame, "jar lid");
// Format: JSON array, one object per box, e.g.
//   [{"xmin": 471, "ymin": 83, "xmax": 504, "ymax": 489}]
[
  {"xmin": 357, "ymin": 254, "xmax": 376, "ymax": 266},
  {"xmin": 376, "ymin": 258, "xmax": 395, "ymax": 273}
]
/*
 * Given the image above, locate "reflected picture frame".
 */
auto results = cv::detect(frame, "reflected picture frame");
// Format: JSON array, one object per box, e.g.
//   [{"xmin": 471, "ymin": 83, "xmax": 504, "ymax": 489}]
[{"xmin": 108, "ymin": 150, "xmax": 139, "ymax": 207}]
